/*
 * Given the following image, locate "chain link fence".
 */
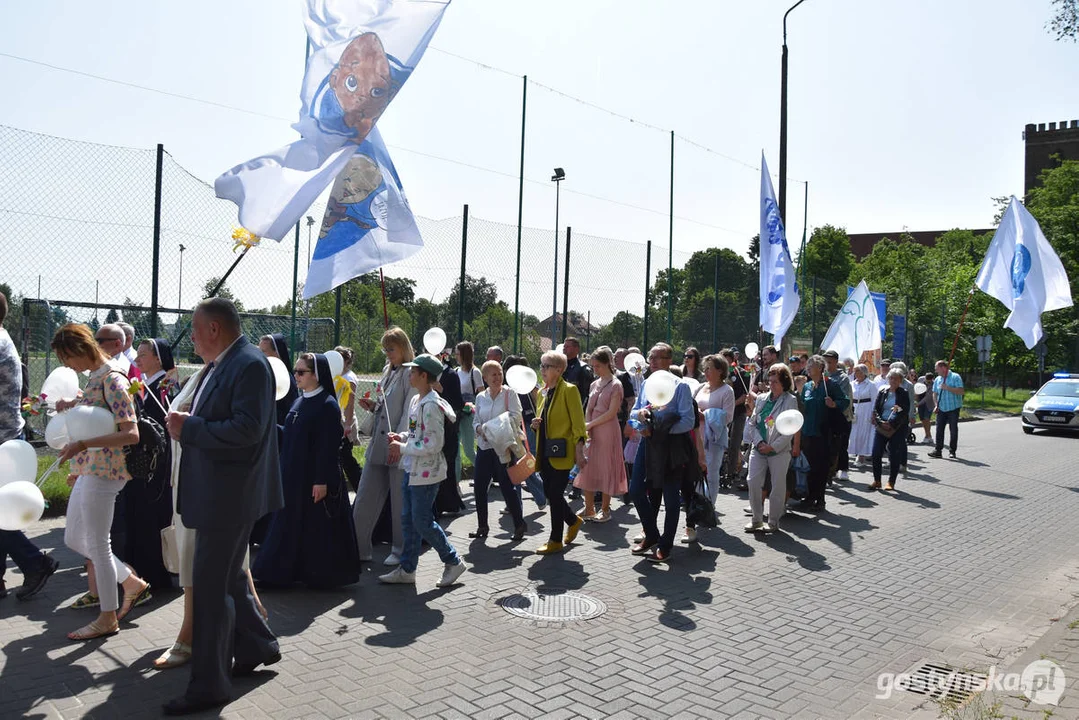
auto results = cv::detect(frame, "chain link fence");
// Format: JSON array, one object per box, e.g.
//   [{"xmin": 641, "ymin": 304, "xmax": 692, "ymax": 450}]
[{"xmin": 3, "ymin": 123, "xmax": 958, "ymax": 396}]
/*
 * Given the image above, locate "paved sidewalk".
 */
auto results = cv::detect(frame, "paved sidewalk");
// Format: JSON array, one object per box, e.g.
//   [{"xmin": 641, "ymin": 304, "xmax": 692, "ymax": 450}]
[{"xmin": 1, "ymin": 417, "xmax": 1078, "ymax": 719}]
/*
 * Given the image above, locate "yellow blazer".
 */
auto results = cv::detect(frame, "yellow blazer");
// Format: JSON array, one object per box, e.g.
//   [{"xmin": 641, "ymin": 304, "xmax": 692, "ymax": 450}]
[{"xmin": 535, "ymin": 378, "xmax": 587, "ymax": 471}]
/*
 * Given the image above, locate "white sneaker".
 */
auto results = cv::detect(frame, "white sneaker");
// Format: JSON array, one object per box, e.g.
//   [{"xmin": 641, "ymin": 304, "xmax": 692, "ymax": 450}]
[
  {"xmin": 632, "ymin": 532, "xmax": 645, "ymax": 543},
  {"xmin": 378, "ymin": 567, "xmax": 415, "ymax": 584},
  {"xmin": 436, "ymin": 561, "xmax": 467, "ymax": 587},
  {"xmin": 837, "ymin": 470, "xmax": 849, "ymax": 481},
  {"xmin": 680, "ymin": 527, "xmax": 697, "ymax": 544},
  {"xmin": 922, "ymin": 437, "xmax": 934, "ymax": 445},
  {"xmin": 383, "ymin": 553, "xmax": 401, "ymax": 566}
]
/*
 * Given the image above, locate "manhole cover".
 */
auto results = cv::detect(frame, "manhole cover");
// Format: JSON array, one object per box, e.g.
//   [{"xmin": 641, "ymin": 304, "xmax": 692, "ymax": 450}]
[
  {"xmin": 902, "ymin": 662, "xmax": 988, "ymax": 705},
  {"xmin": 498, "ymin": 589, "xmax": 607, "ymax": 622}
]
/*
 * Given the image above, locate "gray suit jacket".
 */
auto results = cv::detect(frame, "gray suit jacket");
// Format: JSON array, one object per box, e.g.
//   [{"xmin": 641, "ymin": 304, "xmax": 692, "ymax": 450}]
[{"xmin": 177, "ymin": 337, "xmax": 284, "ymax": 531}]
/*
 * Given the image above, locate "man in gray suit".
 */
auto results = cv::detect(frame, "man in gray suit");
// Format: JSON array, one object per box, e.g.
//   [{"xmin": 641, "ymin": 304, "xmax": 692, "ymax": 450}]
[{"xmin": 163, "ymin": 298, "xmax": 283, "ymax": 715}]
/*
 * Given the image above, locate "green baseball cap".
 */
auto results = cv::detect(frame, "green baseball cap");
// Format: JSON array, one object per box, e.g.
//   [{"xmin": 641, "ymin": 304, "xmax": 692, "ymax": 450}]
[{"xmin": 404, "ymin": 353, "xmax": 443, "ymax": 377}]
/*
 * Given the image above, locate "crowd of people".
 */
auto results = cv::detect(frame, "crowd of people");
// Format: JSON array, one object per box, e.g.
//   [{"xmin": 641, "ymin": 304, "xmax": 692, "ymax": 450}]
[{"xmin": 0, "ymin": 290, "xmax": 968, "ymax": 715}]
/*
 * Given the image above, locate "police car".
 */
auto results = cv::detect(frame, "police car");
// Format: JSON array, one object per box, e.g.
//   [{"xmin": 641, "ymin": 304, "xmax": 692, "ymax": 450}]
[{"xmin": 1022, "ymin": 373, "xmax": 1079, "ymax": 434}]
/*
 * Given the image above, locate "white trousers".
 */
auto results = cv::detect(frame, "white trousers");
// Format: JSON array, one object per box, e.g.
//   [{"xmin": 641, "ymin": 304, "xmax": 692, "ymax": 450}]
[
  {"xmin": 704, "ymin": 441, "xmax": 726, "ymax": 503},
  {"xmin": 747, "ymin": 451, "xmax": 793, "ymax": 525},
  {"xmin": 64, "ymin": 475, "xmax": 131, "ymax": 611}
]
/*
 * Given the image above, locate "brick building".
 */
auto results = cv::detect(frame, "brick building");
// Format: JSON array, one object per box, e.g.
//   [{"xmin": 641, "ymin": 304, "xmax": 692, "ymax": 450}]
[{"xmin": 1024, "ymin": 119, "xmax": 1079, "ymax": 195}]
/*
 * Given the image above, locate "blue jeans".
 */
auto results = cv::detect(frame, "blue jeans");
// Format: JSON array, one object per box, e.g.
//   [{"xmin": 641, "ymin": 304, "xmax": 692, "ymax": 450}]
[
  {"xmin": 630, "ymin": 439, "xmax": 680, "ymax": 552},
  {"xmin": 399, "ymin": 474, "xmax": 460, "ymax": 575},
  {"xmin": 935, "ymin": 409, "xmax": 959, "ymax": 453},
  {"xmin": 0, "ymin": 530, "xmax": 49, "ymax": 582}
]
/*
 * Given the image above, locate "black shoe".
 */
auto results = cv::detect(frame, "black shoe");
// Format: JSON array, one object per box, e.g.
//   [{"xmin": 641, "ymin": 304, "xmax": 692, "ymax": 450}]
[
  {"xmin": 162, "ymin": 695, "xmax": 229, "ymax": 716},
  {"xmin": 0, "ymin": 580, "xmax": 7, "ymax": 599},
  {"xmin": 948, "ymin": 450, "xmax": 956, "ymax": 459},
  {"xmin": 16, "ymin": 556, "xmax": 59, "ymax": 600},
  {"xmin": 232, "ymin": 650, "xmax": 281, "ymax": 677},
  {"xmin": 927, "ymin": 450, "xmax": 942, "ymax": 458},
  {"xmin": 468, "ymin": 527, "xmax": 489, "ymax": 539},
  {"xmin": 512, "ymin": 523, "xmax": 527, "ymax": 542}
]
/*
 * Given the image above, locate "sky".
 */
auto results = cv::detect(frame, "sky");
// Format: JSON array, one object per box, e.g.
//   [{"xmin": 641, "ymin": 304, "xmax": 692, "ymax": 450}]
[{"xmin": 1, "ymin": 0, "xmax": 1076, "ymax": 319}]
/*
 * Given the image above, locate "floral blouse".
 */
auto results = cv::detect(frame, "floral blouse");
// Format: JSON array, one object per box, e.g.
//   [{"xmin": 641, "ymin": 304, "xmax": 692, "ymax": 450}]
[{"xmin": 72, "ymin": 361, "xmax": 137, "ymax": 482}]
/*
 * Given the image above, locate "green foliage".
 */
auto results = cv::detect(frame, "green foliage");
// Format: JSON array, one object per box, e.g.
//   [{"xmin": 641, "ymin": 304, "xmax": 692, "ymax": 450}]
[
  {"xmin": 849, "ymin": 160, "xmax": 1079, "ymax": 377},
  {"xmin": 202, "ymin": 277, "xmax": 245, "ymax": 311},
  {"xmin": 1049, "ymin": 0, "xmax": 1078, "ymax": 40}
]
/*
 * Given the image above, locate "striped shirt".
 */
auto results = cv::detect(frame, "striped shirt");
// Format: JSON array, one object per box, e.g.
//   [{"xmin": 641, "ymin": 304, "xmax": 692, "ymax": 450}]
[{"xmin": 933, "ymin": 371, "xmax": 964, "ymax": 412}]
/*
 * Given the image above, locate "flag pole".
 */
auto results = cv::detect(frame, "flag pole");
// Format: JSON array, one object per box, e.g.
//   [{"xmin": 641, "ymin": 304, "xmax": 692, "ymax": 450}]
[
  {"xmin": 379, "ymin": 268, "xmax": 389, "ymax": 329},
  {"xmin": 946, "ymin": 284, "xmax": 977, "ymax": 366}
]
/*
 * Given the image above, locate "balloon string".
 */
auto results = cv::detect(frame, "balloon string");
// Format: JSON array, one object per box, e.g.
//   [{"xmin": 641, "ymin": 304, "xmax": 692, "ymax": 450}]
[{"xmin": 35, "ymin": 457, "xmax": 62, "ymax": 487}]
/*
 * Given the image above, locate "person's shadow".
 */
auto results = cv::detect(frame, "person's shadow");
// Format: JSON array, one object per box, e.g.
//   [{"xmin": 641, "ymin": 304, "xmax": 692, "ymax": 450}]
[
  {"xmin": 0, "ymin": 542, "xmax": 273, "ymax": 720},
  {"xmin": 337, "ymin": 578, "xmax": 448, "ymax": 648},
  {"xmin": 633, "ymin": 544, "xmax": 718, "ymax": 631},
  {"xmin": 782, "ymin": 509, "xmax": 877, "ymax": 554},
  {"xmin": 755, "ymin": 530, "xmax": 832, "ymax": 572},
  {"xmin": 527, "ymin": 554, "xmax": 589, "ymax": 592}
]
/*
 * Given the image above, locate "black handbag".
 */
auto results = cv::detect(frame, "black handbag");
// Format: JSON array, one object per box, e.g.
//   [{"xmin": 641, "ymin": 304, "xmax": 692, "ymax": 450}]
[
  {"xmin": 544, "ymin": 438, "xmax": 567, "ymax": 458},
  {"xmin": 104, "ymin": 372, "xmax": 168, "ymax": 479},
  {"xmin": 685, "ymin": 474, "xmax": 718, "ymax": 528}
]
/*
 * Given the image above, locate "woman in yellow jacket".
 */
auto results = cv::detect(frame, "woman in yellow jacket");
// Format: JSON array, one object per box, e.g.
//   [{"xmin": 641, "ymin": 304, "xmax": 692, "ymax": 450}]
[{"xmin": 530, "ymin": 350, "xmax": 588, "ymax": 555}]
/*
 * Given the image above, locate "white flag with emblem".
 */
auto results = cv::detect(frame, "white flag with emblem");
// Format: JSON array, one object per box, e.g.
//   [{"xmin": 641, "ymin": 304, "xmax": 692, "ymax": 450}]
[
  {"xmin": 759, "ymin": 153, "xmax": 800, "ymax": 345},
  {"xmin": 975, "ymin": 196, "xmax": 1073, "ymax": 350},
  {"xmin": 820, "ymin": 279, "xmax": 882, "ymax": 363}
]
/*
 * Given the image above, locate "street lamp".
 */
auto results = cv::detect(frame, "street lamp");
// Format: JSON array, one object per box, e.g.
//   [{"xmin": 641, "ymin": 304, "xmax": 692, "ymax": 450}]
[
  {"xmin": 306, "ymin": 215, "xmax": 315, "ymax": 267},
  {"xmin": 779, "ymin": 0, "xmax": 809, "ymax": 224},
  {"xmin": 177, "ymin": 243, "xmax": 186, "ymax": 317},
  {"xmin": 550, "ymin": 167, "xmax": 565, "ymax": 348}
]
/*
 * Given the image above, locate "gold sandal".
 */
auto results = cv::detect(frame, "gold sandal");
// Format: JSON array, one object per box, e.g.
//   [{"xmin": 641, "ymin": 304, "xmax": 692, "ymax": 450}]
[
  {"xmin": 68, "ymin": 618, "xmax": 119, "ymax": 641},
  {"xmin": 117, "ymin": 582, "xmax": 151, "ymax": 622}
]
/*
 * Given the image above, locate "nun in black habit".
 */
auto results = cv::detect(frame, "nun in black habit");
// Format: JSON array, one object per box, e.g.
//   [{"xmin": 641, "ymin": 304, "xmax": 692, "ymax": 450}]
[
  {"xmin": 258, "ymin": 333, "xmax": 299, "ymax": 426},
  {"xmin": 252, "ymin": 353, "xmax": 360, "ymax": 588},
  {"xmin": 123, "ymin": 338, "xmax": 178, "ymax": 593}
]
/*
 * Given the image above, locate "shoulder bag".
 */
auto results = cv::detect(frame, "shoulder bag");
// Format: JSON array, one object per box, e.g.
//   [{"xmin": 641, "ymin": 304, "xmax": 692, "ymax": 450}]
[{"xmin": 104, "ymin": 371, "xmax": 168, "ymax": 480}]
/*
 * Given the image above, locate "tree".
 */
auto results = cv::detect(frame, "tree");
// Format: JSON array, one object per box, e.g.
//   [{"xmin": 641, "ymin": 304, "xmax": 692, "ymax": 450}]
[
  {"xmin": 442, "ymin": 274, "xmax": 500, "ymax": 329},
  {"xmin": 202, "ymin": 277, "xmax": 245, "ymax": 312},
  {"xmin": 1049, "ymin": 0, "xmax": 1078, "ymax": 40},
  {"xmin": 593, "ymin": 311, "xmax": 644, "ymax": 350},
  {"xmin": 801, "ymin": 225, "xmax": 855, "ymax": 286},
  {"xmin": 104, "ymin": 308, "xmax": 120, "ymax": 325}
]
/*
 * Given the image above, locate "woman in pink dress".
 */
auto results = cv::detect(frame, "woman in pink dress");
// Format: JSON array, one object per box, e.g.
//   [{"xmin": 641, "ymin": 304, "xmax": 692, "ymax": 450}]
[{"xmin": 573, "ymin": 346, "xmax": 628, "ymax": 522}]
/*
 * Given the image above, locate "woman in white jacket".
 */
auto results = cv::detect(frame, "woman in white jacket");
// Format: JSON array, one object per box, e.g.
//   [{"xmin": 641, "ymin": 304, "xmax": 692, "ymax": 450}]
[
  {"xmin": 469, "ymin": 361, "xmax": 527, "ymax": 541},
  {"xmin": 380, "ymin": 354, "xmax": 468, "ymax": 588},
  {"xmin": 743, "ymin": 363, "xmax": 800, "ymax": 533}
]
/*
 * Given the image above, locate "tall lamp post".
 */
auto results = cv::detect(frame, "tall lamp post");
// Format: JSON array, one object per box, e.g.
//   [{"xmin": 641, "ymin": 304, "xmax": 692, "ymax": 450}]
[
  {"xmin": 177, "ymin": 243, "xmax": 186, "ymax": 316},
  {"xmin": 779, "ymin": 0, "xmax": 809, "ymax": 224},
  {"xmin": 550, "ymin": 167, "xmax": 565, "ymax": 348},
  {"xmin": 306, "ymin": 215, "xmax": 315, "ymax": 267}
]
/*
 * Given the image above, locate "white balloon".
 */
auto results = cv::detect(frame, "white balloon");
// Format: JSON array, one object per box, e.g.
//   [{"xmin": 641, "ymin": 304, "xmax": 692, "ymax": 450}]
[
  {"xmin": 423, "ymin": 327, "xmax": 447, "ymax": 356},
  {"xmin": 45, "ymin": 413, "xmax": 69, "ymax": 450},
  {"xmin": 0, "ymin": 440, "xmax": 37, "ymax": 487},
  {"xmin": 66, "ymin": 406, "xmax": 116, "ymax": 442},
  {"xmin": 0, "ymin": 481, "xmax": 46, "ymax": 531},
  {"xmin": 681, "ymin": 377, "xmax": 701, "ymax": 397},
  {"xmin": 623, "ymin": 353, "xmax": 646, "ymax": 375},
  {"xmin": 775, "ymin": 409, "xmax": 805, "ymax": 436},
  {"xmin": 744, "ymin": 342, "xmax": 760, "ymax": 360},
  {"xmin": 39, "ymin": 366, "xmax": 79, "ymax": 406},
  {"xmin": 267, "ymin": 356, "xmax": 291, "ymax": 401},
  {"xmin": 324, "ymin": 350, "xmax": 345, "ymax": 378},
  {"xmin": 505, "ymin": 365, "xmax": 538, "ymax": 396},
  {"xmin": 914, "ymin": 382, "xmax": 927, "ymax": 395},
  {"xmin": 644, "ymin": 370, "xmax": 679, "ymax": 407},
  {"xmin": 555, "ymin": 343, "xmax": 564, "ymax": 355}
]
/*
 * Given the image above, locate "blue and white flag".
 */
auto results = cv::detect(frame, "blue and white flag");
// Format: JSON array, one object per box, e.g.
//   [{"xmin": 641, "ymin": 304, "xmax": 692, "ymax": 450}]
[
  {"xmin": 975, "ymin": 196, "xmax": 1073, "ymax": 349},
  {"xmin": 821, "ymin": 279, "xmax": 882, "ymax": 363},
  {"xmin": 214, "ymin": 0, "xmax": 450, "ymax": 298},
  {"xmin": 847, "ymin": 286, "xmax": 887, "ymax": 339},
  {"xmin": 759, "ymin": 153, "xmax": 800, "ymax": 345}
]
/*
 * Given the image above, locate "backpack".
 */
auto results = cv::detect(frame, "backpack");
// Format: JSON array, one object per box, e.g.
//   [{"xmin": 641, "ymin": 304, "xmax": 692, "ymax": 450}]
[{"xmin": 104, "ymin": 372, "xmax": 169, "ymax": 480}]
